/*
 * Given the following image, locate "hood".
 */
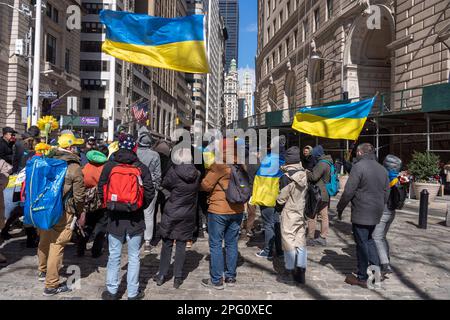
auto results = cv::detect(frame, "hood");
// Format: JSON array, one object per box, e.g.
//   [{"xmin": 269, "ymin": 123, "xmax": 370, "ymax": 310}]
[
  {"xmin": 282, "ymin": 164, "xmax": 306, "ymax": 187},
  {"xmin": 173, "ymin": 164, "xmax": 199, "ymax": 183},
  {"xmin": 113, "ymin": 148, "xmax": 138, "ymax": 165},
  {"xmin": 318, "ymin": 154, "xmax": 333, "ymax": 162},
  {"xmin": 52, "ymin": 148, "xmax": 81, "ymax": 164},
  {"xmin": 137, "ymin": 126, "xmax": 154, "ymax": 148},
  {"xmin": 312, "ymin": 145, "xmax": 324, "ymax": 158}
]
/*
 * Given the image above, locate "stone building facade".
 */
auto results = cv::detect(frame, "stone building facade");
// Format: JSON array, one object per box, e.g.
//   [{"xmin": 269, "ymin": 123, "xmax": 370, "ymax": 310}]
[
  {"xmin": 224, "ymin": 59, "xmax": 239, "ymax": 126},
  {"xmin": 255, "ymin": 0, "xmax": 450, "ymax": 114}
]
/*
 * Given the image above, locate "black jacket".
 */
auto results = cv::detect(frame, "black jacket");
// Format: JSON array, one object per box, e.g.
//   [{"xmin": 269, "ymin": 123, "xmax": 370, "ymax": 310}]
[
  {"xmin": 301, "ymin": 155, "xmax": 317, "ymax": 171},
  {"xmin": 159, "ymin": 164, "xmax": 200, "ymax": 241},
  {"xmin": 307, "ymin": 155, "xmax": 333, "ymax": 203},
  {"xmin": 337, "ymin": 154, "xmax": 390, "ymax": 226},
  {"xmin": 0, "ymin": 138, "xmax": 14, "ymax": 167},
  {"xmin": 98, "ymin": 149, "xmax": 155, "ymax": 238}
]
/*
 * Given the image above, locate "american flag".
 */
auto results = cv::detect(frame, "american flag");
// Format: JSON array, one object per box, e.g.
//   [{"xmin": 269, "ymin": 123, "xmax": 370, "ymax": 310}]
[{"xmin": 131, "ymin": 100, "xmax": 149, "ymax": 123}]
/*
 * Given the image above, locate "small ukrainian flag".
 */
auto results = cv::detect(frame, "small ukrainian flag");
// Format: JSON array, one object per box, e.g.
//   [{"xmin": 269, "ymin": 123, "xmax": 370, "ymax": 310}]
[
  {"xmin": 100, "ymin": 10, "xmax": 209, "ymax": 74},
  {"xmin": 292, "ymin": 97, "xmax": 376, "ymax": 140}
]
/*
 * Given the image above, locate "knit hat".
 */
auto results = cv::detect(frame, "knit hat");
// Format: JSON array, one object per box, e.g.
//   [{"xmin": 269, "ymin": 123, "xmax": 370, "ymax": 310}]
[
  {"xmin": 312, "ymin": 145, "xmax": 324, "ymax": 158},
  {"xmin": 383, "ymin": 154, "xmax": 402, "ymax": 172},
  {"xmin": 285, "ymin": 146, "xmax": 301, "ymax": 164},
  {"xmin": 138, "ymin": 132, "xmax": 154, "ymax": 148},
  {"xmin": 118, "ymin": 133, "xmax": 136, "ymax": 151},
  {"xmin": 86, "ymin": 150, "xmax": 108, "ymax": 164}
]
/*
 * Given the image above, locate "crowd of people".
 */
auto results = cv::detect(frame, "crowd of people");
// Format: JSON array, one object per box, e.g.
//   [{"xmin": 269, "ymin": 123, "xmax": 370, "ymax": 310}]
[{"xmin": 0, "ymin": 124, "xmax": 410, "ymax": 299}]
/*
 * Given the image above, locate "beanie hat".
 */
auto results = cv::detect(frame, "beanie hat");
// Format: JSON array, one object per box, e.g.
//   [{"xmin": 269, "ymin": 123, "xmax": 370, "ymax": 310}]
[
  {"xmin": 86, "ymin": 150, "xmax": 108, "ymax": 165},
  {"xmin": 118, "ymin": 133, "xmax": 136, "ymax": 151},
  {"xmin": 285, "ymin": 146, "xmax": 301, "ymax": 164},
  {"xmin": 312, "ymin": 145, "xmax": 324, "ymax": 158}
]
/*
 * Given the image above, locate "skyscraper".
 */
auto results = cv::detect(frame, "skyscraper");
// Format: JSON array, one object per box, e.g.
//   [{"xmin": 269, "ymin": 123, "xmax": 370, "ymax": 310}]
[
  {"xmin": 219, "ymin": 0, "xmax": 239, "ymax": 71},
  {"xmin": 224, "ymin": 59, "xmax": 239, "ymax": 126}
]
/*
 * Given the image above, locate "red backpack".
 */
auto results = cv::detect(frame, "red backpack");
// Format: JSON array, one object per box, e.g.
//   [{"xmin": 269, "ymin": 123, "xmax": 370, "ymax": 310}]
[{"xmin": 103, "ymin": 164, "xmax": 144, "ymax": 212}]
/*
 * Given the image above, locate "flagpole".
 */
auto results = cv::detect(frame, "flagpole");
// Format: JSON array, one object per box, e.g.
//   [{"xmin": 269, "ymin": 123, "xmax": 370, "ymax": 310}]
[
  {"xmin": 31, "ymin": 0, "xmax": 42, "ymax": 126},
  {"xmin": 107, "ymin": 0, "xmax": 117, "ymax": 142}
]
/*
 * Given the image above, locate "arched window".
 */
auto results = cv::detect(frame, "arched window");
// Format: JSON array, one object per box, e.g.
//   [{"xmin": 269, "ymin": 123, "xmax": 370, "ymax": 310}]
[
  {"xmin": 267, "ymin": 84, "xmax": 277, "ymax": 112},
  {"xmin": 311, "ymin": 59, "xmax": 325, "ymax": 105},
  {"xmin": 284, "ymin": 72, "xmax": 296, "ymax": 109}
]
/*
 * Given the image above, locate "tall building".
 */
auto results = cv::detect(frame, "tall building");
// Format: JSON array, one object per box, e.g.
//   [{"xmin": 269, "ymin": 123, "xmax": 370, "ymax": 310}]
[
  {"xmin": 219, "ymin": 0, "xmax": 239, "ymax": 71},
  {"xmin": 1, "ymin": 0, "xmax": 82, "ymax": 130},
  {"xmin": 240, "ymin": 71, "xmax": 253, "ymax": 117},
  {"xmin": 249, "ymin": 0, "xmax": 450, "ymax": 162},
  {"xmin": 80, "ymin": 0, "xmax": 132, "ymax": 141},
  {"xmin": 224, "ymin": 59, "xmax": 239, "ymax": 126},
  {"xmin": 205, "ymin": 0, "xmax": 226, "ymax": 130}
]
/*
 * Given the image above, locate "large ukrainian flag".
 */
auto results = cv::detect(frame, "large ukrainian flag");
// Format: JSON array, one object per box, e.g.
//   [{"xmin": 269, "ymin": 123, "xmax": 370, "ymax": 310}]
[
  {"xmin": 100, "ymin": 10, "xmax": 209, "ymax": 74},
  {"xmin": 251, "ymin": 153, "xmax": 284, "ymax": 207},
  {"xmin": 292, "ymin": 97, "xmax": 376, "ymax": 140}
]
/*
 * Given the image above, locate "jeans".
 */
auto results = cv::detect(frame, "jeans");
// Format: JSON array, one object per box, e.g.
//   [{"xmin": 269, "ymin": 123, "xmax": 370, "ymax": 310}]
[
  {"xmin": 106, "ymin": 233, "xmax": 142, "ymax": 298},
  {"xmin": 352, "ymin": 224, "xmax": 380, "ymax": 281},
  {"xmin": 373, "ymin": 206, "xmax": 396, "ymax": 265},
  {"xmin": 260, "ymin": 206, "xmax": 282, "ymax": 256},
  {"xmin": 284, "ymin": 247, "xmax": 307, "ymax": 271},
  {"xmin": 144, "ymin": 191, "xmax": 158, "ymax": 242},
  {"xmin": 158, "ymin": 238, "xmax": 186, "ymax": 279},
  {"xmin": 208, "ymin": 213, "xmax": 243, "ymax": 284}
]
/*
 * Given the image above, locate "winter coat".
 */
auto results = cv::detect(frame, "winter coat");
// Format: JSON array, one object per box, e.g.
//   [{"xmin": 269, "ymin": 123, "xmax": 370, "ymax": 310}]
[
  {"xmin": 307, "ymin": 154, "xmax": 333, "ymax": 203},
  {"xmin": 201, "ymin": 163, "xmax": 245, "ymax": 214},
  {"xmin": 337, "ymin": 153, "xmax": 390, "ymax": 226},
  {"xmin": 301, "ymin": 155, "xmax": 317, "ymax": 172},
  {"xmin": 0, "ymin": 138, "xmax": 14, "ymax": 167},
  {"xmin": 51, "ymin": 149, "xmax": 86, "ymax": 215},
  {"xmin": 276, "ymin": 163, "xmax": 307, "ymax": 250},
  {"xmin": 137, "ymin": 147, "xmax": 162, "ymax": 190},
  {"xmin": 82, "ymin": 163, "xmax": 104, "ymax": 188},
  {"xmin": 159, "ymin": 164, "xmax": 201, "ymax": 241},
  {"xmin": 98, "ymin": 149, "xmax": 155, "ymax": 238}
]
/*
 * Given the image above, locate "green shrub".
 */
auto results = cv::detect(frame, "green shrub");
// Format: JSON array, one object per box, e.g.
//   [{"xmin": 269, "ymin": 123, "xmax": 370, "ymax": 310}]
[{"xmin": 408, "ymin": 152, "xmax": 440, "ymax": 183}]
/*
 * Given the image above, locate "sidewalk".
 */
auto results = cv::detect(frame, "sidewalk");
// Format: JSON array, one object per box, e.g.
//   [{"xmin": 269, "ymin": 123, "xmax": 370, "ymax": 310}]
[{"xmin": 0, "ymin": 207, "xmax": 449, "ymax": 300}]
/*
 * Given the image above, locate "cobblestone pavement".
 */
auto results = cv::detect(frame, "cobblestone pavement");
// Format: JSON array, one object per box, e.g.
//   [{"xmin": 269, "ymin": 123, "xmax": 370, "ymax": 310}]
[{"xmin": 0, "ymin": 203, "xmax": 449, "ymax": 300}]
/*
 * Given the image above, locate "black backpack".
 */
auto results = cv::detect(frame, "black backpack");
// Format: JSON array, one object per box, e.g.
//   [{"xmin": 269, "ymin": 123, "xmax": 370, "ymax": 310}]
[
  {"xmin": 388, "ymin": 184, "xmax": 407, "ymax": 210},
  {"xmin": 304, "ymin": 183, "xmax": 322, "ymax": 219},
  {"xmin": 218, "ymin": 165, "xmax": 252, "ymax": 204}
]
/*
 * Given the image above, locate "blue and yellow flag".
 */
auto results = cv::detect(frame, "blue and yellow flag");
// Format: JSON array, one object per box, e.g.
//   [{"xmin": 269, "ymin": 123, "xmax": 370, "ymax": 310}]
[
  {"xmin": 251, "ymin": 153, "xmax": 284, "ymax": 207},
  {"xmin": 292, "ymin": 97, "xmax": 375, "ymax": 140},
  {"xmin": 100, "ymin": 10, "xmax": 209, "ymax": 74}
]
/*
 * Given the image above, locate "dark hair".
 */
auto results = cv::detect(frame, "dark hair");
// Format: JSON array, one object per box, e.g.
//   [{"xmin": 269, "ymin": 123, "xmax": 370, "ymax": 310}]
[
  {"xmin": 98, "ymin": 145, "xmax": 109, "ymax": 157},
  {"xmin": 357, "ymin": 143, "xmax": 374, "ymax": 155}
]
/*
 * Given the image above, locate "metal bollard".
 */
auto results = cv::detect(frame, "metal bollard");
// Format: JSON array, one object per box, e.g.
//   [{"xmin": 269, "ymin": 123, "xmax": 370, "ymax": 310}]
[{"xmin": 418, "ymin": 189, "xmax": 429, "ymax": 229}]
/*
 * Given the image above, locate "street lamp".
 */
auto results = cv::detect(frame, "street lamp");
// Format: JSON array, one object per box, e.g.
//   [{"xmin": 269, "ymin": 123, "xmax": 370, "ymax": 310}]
[{"xmin": 310, "ymin": 52, "xmax": 348, "ymax": 101}]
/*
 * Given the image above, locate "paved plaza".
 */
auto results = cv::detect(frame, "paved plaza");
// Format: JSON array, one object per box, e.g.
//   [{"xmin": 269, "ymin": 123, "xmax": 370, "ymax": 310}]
[{"xmin": 0, "ymin": 199, "xmax": 449, "ymax": 300}]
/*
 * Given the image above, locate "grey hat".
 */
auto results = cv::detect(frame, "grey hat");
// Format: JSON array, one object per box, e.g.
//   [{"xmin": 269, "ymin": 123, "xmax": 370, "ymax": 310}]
[
  {"xmin": 138, "ymin": 132, "xmax": 154, "ymax": 147},
  {"xmin": 383, "ymin": 154, "xmax": 402, "ymax": 172},
  {"xmin": 285, "ymin": 146, "xmax": 301, "ymax": 165}
]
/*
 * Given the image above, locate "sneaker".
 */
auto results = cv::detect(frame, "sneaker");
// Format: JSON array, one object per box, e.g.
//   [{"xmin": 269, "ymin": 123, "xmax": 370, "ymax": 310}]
[
  {"xmin": 306, "ymin": 239, "xmax": 316, "ymax": 247},
  {"xmin": 345, "ymin": 275, "xmax": 368, "ymax": 288},
  {"xmin": 201, "ymin": 278, "xmax": 224, "ymax": 290},
  {"xmin": 43, "ymin": 284, "xmax": 72, "ymax": 297},
  {"xmin": 313, "ymin": 237, "xmax": 327, "ymax": 247},
  {"xmin": 128, "ymin": 290, "xmax": 145, "ymax": 300},
  {"xmin": 38, "ymin": 271, "xmax": 46, "ymax": 282},
  {"xmin": 225, "ymin": 278, "xmax": 236, "ymax": 287},
  {"xmin": 153, "ymin": 274, "xmax": 167, "ymax": 286},
  {"xmin": 101, "ymin": 290, "xmax": 118, "ymax": 300},
  {"xmin": 255, "ymin": 250, "xmax": 273, "ymax": 260},
  {"xmin": 144, "ymin": 241, "xmax": 152, "ymax": 254},
  {"xmin": 174, "ymin": 278, "xmax": 184, "ymax": 289},
  {"xmin": 381, "ymin": 264, "xmax": 393, "ymax": 276}
]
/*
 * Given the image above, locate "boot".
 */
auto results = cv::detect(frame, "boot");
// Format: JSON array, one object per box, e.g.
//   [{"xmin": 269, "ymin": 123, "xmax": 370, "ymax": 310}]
[
  {"xmin": 381, "ymin": 263, "xmax": 393, "ymax": 276},
  {"xmin": 293, "ymin": 267, "xmax": 306, "ymax": 285}
]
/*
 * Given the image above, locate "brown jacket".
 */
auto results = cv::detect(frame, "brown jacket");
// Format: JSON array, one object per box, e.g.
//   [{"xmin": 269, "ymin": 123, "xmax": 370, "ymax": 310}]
[
  {"xmin": 52, "ymin": 149, "xmax": 86, "ymax": 215},
  {"xmin": 201, "ymin": 163, "xmax": 245, "ymax": 214}
]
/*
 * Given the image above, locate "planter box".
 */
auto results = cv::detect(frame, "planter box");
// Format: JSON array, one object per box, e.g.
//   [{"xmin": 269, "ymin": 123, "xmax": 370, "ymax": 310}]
[{"xmin": 413, "ymin": 182, "xmax": 441, "ymax": 202}]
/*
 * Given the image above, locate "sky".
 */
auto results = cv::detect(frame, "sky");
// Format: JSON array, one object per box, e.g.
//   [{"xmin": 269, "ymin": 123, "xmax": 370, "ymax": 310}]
[{"xmin": 238, "ymin": 0, "xmax": 257, "ymax": 88}]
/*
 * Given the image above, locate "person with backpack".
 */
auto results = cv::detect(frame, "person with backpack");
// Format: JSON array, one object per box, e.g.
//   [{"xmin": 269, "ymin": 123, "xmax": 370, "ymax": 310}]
[
  {"xmin": 373, "ymin": 154, "xmax": 405, "ymax": 276},
  {"xmin": 275, "ymin": 147, "xmax": 308, "ymax": 285},
  {"xmin": 77, "ymin": 148, "xmax": 109, "ymax": 258},
  {"xmin": 200, "ymin": 138, "xmax": 249, "ymax": 289},
  {"xmin": 337, "ymin": 143, "xmax": 389, "ymax": 288},
  {"xmin": 306, "ymin": 145, "xmax": 333, "ymax": 247},
  {"xmin": 36, "ymin": 132, "xmax": 86, "ymax": 296},
  {"xmin": 153, "ymin": 147, "xmax": 200, "ymax": 289},
  {"xmin": 98, "ymin": 134, "xmax": 155, "ymax": 300},
  {"xmin": 137, "ymin": 126, "xmax": 161, "ymax": 253}
]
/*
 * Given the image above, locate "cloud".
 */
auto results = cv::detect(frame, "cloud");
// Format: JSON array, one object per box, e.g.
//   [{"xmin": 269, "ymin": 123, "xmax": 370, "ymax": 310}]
[
  {"xmin": 238, "ymin": 67, "xmax": 256, "ymax": 91},
  {"xmin": 245, "ymin": 23, "xmax": 258, "ymax": 33}
]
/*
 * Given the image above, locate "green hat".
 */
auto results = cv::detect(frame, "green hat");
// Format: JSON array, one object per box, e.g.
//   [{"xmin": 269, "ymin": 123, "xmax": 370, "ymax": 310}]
[{"xmin": 86, "ymin": 150, "xmax": 108, "ymax": 164}]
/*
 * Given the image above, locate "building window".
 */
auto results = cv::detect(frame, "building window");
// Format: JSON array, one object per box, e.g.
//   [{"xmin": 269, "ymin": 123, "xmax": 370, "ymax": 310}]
[
  {"xmin": 46, "ymin": 3, "xmax": 59, "ymax": 24},
  {"xmin": 80, "ymin": 60, "xmax": 105, "ymax": 71},
  {"xmin": 98, "ymin": 98, "xmax": 106, "ymax": 110},
  {"xmin": 278, "ymin": 45, "xmax": 282, "ymax": 64},
  {"xmin": 272, "ymin": 51, "xmax": 275, "ymax": 68},
  {"xmin": 80, "ymin": 41, "xmax": 102, "ymax": 52},
  {"xmin": 279, "ymin": 10, "xmax": 283, "ymax": 28},
  {"xmin": 116, "ymin": 81, "xmax": 122, "ymax": 94},
  {"xmin": 81, "ymin": 22, "xmax": 104, "ymax": 33},
  {"xmin": 267, "ymin": 0, "xmax": 271, "ymax": 18},
  {"xmin": 293, "ymin": 29, "xmax": 298, "ymax": 49},
  {"xmin": 286, "ymin": 1, "xmax": 291, "ymax": 18},
  {"xmin": 285, "ymin": 38, "xmax": 289, "ymax": 57},
  {"xmin": 267, "ymin": 26, "xmax": 271, "ymax": 42},
  {"xmin": 46, "ymin": 34, "xmax": 57, "ymax": 65},
  {"xmin": 81, "ymin": 79, "xmax": 107, "ymax": 90},
  {"xmin": 116, "ymin": 62, "xmax": 122, "ymax": 76},
  {"xmin": 64, "ymin": 49, "xmax": 70, "ymax": 73},
  {"xmin": 82, "ymin": 98, "xmax": 90, "ymax": 110},
  {"xmin": 314, "ymin": 8, "xmax": 320, "ymax": 32},
  {"xmin": 326, "ymin": 0, "xmax": 334, "ymax": 20},
  {"xmin": 265, "ymin": 58, "xmax": 269, "ymax": 74},
  {"xmin": 82, "ymin": 2, "xmax": 108, "ymax": 14},
  {"xmin": 303, "ymin": 19, "xmax": 309, "ymax": 41}
]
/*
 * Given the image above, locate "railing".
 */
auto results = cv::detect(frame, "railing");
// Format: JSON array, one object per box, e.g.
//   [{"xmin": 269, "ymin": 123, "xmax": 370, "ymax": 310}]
[{"xmin": 230, "ymin": 83, "xmax": 450, "ymax": 130}]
